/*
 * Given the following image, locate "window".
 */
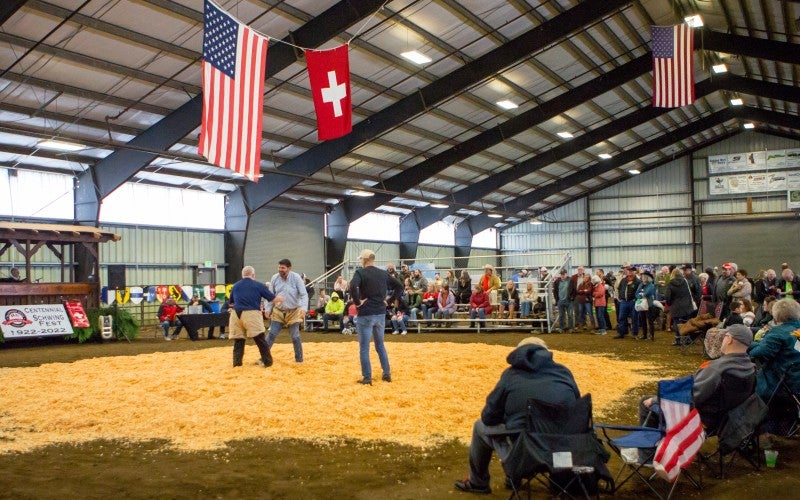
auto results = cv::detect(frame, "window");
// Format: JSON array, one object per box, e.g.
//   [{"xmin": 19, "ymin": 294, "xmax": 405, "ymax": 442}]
[
  {"xmin": 0, "ymin": 168, "xmax": 73, "ymax": 219},
  {"xmin": 347, "ymin": 212, "xmax": 399, "ymax": 241},
  {"xmin": 100, "ymin": 183, "xmax": 225, "ymax": 229},
  {"xmin": 419, "ymin": 220, "xmax": 455, "ymax": 245},
  {"xmin": 472, "ymin": 228, "xmax": 498, "ymax": 249}
]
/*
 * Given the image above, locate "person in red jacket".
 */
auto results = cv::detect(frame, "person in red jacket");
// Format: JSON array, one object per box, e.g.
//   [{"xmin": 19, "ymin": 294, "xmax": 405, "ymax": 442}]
[
  {"xmin": 469, "ymin": 284, "xmax": 492, "ymax": 329},
  {"xmin": 157, "ymin": 297, "xmax": 184, "ymax": 340}
]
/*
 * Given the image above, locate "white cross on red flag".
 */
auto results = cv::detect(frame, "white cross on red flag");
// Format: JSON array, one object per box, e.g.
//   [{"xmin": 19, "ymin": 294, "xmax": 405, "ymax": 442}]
[{"xmin": 305, "ymin": 45, "xmax": 352, "ymax": 141}]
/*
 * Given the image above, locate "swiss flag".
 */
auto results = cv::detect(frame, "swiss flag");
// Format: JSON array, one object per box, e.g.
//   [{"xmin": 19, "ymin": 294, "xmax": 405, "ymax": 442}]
[{"xmin": 305, "ymin": 45, "xmax": 352, "ymax": 140}]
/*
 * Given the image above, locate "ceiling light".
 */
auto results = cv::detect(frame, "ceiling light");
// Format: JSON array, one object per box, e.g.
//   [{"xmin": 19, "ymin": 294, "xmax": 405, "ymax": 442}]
[
  {"xmin": 684, "ymin": 15, "xmax": 704, "ymax": 28},
  {"xmin": 529, "ymin": 218, "xmax": 542, "ymax": 225},
  {"xmin": 730, "ymin": 98, "xmax": 743, "ymax": 106},
  {"xmin": 557, "ymin": 131, "xmax": 574, "ymax": 139},
  {"xmin": 350, "ymin": 189, "xmax": 374, "ymax": 197},
  {"xmin": 598, "ymin": 153, "xmax": 612, "ymax": 159},
  {"xmin": 400, "ymin": 50, "xmax": 431, "ymax": 65},
  {"xmin": 496, "ymin": 100, "xmax": 518, "ymax": 110},
  {"xmin": 430, "ymin": 202, "xmax": 449, "ymax": 209},
  {"xmin": 37, "ymin": 139, "xmax": 86, "ymax": 151},
  {"xmin": 488, "ymin": 213, "xmax": 503, "ymax": 218},
  {"xmin": 712, "ymin": 63, "xmax": 728, "ymax": 74},
  {"xmin": 743, "ymin": 122, "xmax": 755, "ymax": 129},
  {"xmin": 628, "ymin": 169, "xmax": 641, "ymax": 175}
]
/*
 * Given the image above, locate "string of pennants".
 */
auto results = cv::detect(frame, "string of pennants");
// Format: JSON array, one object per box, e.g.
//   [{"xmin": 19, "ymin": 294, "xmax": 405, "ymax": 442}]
[{"xmin": 101, "ymin": 284, "xmax": 234, "ymax": 305}]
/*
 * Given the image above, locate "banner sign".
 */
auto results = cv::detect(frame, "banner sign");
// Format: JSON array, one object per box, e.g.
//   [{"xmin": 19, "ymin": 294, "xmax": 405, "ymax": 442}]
[
  {"xmin": 0, "ymin": 305, "xmax": 74, "ymax": 338},
  {"xmin": 64, "ymin": 301, "xmax": 90, "ymax": 328}
]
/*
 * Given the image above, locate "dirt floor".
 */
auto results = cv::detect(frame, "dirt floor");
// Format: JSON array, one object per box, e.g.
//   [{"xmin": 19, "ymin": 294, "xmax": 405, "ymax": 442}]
[{"xmin": 1, "ymin": 327, "xmax": 799, "ymax": 499}]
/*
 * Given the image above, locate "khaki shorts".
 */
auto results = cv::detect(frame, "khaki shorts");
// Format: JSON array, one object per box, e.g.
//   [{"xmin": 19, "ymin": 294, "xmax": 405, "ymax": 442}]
[
  {"xmin": 270, "ymin": 307, "xmax": 304, "ymax": 326},
  {"xmin": 228, "ymin": 310, "xmax": 266, "ymax": 339}
]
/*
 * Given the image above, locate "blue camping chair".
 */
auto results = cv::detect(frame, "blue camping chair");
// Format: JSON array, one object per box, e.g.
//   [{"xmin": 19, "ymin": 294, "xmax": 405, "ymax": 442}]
[{"xmin": 596, "ymin": 375, "xmax": 703, "ymax": 499}]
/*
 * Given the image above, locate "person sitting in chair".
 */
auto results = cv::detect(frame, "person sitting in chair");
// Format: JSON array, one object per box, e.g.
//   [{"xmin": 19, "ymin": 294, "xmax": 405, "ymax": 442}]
[
  {"xmin": 157, "ymin": 297, "xmax": 183, "ymax": 340},
  {"xmin": 639, "ymin": 324, "xmax": 755, "ymax": 433},
  {"xmin": 455, "ymin": 337, "xmax": 580, "ymax": 494}
]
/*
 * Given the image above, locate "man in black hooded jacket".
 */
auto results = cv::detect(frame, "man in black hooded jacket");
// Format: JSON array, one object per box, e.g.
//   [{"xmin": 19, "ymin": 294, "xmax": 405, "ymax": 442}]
[{"xmin": 455, "ymin": 337, "xmax": 580, "ymax": 495}]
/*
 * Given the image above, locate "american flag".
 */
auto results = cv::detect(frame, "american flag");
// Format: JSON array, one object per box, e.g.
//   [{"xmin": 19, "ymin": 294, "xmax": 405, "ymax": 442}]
[
  {"xmin": 651, "ymin": 24, "xmax": 694, "ymax": 108},
  {"xmin": 652, "ymin": 377, "xmax": 705, "ymax": 482},
  {"xmin": 198, "ymin": 0, "xmax": 268, "ymax": 181}
]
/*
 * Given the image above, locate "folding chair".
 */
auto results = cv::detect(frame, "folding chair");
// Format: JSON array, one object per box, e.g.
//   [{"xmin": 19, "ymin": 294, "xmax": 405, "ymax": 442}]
[
  {"xmin": 596, "ymin": 375, "xmax": 703, "ymax": 499},
  {"xmin": 700, "ymin": 386, "xmax": 767, "ymax": 478},
  {"xmin": 764, "ymin": 370, "xmax": 800, "ymax": 437},
  {"xmin": 502, "ymin": 394, "xmax": 614, "ymax": 500}
]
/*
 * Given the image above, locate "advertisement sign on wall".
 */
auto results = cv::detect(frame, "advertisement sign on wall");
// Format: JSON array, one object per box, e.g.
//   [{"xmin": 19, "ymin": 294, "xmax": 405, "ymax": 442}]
[{"xmin": 0, "ymin": 305, "xmax": 74, "ymax": 338}]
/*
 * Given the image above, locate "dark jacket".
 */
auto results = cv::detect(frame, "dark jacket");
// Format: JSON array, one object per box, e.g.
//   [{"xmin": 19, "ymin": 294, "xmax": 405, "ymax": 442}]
[
  {"xmin": 692, "ymin": 353, "xmax": 755, "ymax": 431},
  {"xmin": 748, "ymin": 319, "xmax": 800, "ymax": 400},
  {"xmin": 553, "ymin": 276, "xmax": 576, "ymax": 302},
  {"xmin": 666, "ymin": 274, "xmax": 696, "ymax": 318},
  {"xmin": 685, "ymin": 272, "xmax": 702, "ymax": 308},
  {"xmin": 776, "ymin": 276, "xmax": 800, "ymax": 301},
  {"xmin": 481, "ymin": 344, "xmax": 580, "ymax": 431},
  {"xmin": 456, "ymin": 278, "xmax": 472, "ymax": 304},
  {"xmin": 617, "ymin": 276, "xmax": 642, "ymax": 302},
  {"xmin": 350, "ymin": 266, "xmax": 403, "ymax": 316},
  {"xmin": 714, "ymin": 274, "xmax": 735, "ymax": 304}
]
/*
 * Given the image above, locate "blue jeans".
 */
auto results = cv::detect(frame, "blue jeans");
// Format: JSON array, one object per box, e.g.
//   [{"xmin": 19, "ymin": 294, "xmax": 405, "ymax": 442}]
[
  {"xmin": 267, "ymin": 320, "xmax": 303, "ymax": 362},
  {"xmin": 391, "ymin": 316, "xmax": 407, "ymax": 332},
  {"xmin": 161, "ymin": 319, "xmax": 182, "ymax": 338},
  {"xmin": 579, "ymin": 302, "xmax": 595, "ymax": 328},
  {"xmin": 617, "ymin": 300, "xmax": 638, "ymax": 337},
  {"xmin": 520, "ymin": 301, "xmax": 533, "ymax": 317},
  {"xmin": 357, "ymin": 314, "xmax": 390, "ymax": 382},
  {"xmin": 422, "ymin": 304, "xmax": 438, "ymax": 319},
  {"xmin": 558, "ymin": 301, "xmax": 574, "ymax": 331},
  {"xmin": 595, "ymin": 306, "xmax": 607, "ymax": 331},
  {"xmin": 469, "ymin": 307, "xmax": 487, "ymax": 327}
]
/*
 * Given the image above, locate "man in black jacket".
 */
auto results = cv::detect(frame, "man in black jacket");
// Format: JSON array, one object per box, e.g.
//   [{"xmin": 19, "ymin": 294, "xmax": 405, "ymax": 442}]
[{"xmin": 455, "ymin": 337, "xmax": 580, "ymax": 494}]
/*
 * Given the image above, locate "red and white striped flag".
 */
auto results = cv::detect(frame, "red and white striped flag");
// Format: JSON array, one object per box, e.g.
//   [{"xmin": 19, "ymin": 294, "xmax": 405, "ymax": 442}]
[
  {"xmin": 651, "ymin": 24, "xmax": 694, "ymax": 108},
  {"xmin": 198, "ymin": 0, "xmax": 268, "ymax": 182},
  {"xmin": 653, "ymin": 402, "xmax": 705, "ymax": 482}
]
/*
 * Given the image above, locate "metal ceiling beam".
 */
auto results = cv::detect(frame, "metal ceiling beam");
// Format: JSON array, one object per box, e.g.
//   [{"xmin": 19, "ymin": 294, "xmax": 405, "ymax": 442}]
[
  {"xmin": 73, "ymin": 0, "xmax": 385, "ymax": 225},
  {"xmin": 702, "ymin": 29, "xmax": 800, "ymax": 66},
  {"xmin": 411, "ymin": 73, "xmax": 800, "ymax": 230},
  {"xmin": 464, "ymin": 107, "xmax": 799, "ymax": 235},
  {"xmin": 0, "ymin": 0, "xmax": 27, "ymax": 25},
  {"xmin": 243, "ymin": 0, "xmax": 633, "ymax": 215},
  {"xmin": 332, "ymin": 54, "xmax": 652, "ymax": 224}
]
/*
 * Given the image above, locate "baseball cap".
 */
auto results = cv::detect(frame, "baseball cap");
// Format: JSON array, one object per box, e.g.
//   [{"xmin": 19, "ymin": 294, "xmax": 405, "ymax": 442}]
[
  {"xmin": 358, "ymin": 249, "xmax": 375, "ymax": 261},
  {"xmin": 722, "ymin": 262, "xmax": 733, "ymax": 270},
  {"xmin": 681, "ymin": 264, "xmax": 693, "ymax": 271},
  {"xmin": 725, "ymin": 324, "xmax": 753, "ymax": 347},
  {"xmin": 540, "ymin": 266, "xmax": 548, "ymax": 272}
]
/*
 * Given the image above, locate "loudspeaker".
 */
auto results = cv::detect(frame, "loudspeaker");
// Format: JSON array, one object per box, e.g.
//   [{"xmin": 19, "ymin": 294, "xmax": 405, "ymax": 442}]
[{"xmin": 107, "ymin": 265, "xmax": 126, "ymax": 290}]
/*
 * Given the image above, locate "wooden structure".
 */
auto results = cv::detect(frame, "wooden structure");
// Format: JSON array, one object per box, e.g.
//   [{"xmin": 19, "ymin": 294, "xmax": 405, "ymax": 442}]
[{"xmin": 0, "ymin": 222, "xmax": 120, "ymax": 308}]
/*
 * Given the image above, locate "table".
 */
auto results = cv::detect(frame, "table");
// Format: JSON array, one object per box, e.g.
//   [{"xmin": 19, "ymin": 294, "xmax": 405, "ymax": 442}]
[{"xmin": 178, "ymin": 312, "xmax": 229, "ymax": 340}]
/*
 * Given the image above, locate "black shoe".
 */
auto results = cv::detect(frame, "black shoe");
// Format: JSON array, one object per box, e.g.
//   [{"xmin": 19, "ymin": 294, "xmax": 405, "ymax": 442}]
[
  {"xmin": 613, "ymin": 335, "xmax": 625, "ymax": 339},
  {"xmin": 382, "ymin": 373, "xmax": 392, "ymax": 382},
  {"xmin": 357, "ymin": 378, "xmax": 372, "ymax": 385},
  {"xmin": 261, "ymin": 352, "xmax": 273, "ymax": 367},
  {"xmin": 454, "ymin": 478, "xmax": 491, "ymax": 494},
  {"xmin": 671, "ymin": 340, "xmax": 681, "ymax": 346}
]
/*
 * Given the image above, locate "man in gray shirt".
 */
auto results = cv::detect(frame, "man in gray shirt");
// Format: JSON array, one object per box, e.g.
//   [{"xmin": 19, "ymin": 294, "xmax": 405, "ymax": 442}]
[{"xmin": 266, "ymin": 258, "xmax": 309, "ymax": 363}]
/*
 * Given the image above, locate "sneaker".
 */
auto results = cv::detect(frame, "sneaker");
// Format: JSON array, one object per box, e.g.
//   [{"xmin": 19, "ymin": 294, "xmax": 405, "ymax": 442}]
[
  {"xmin": 595, "ymin": 330, "xmax": 607, "ymax": 335},
  {"xmin": 400, "ymin": 330, "xmax": 407, "ymax": 335},
  {"xmin": 164, "ymin": 336, "xmax": 172, "ymax": 341},
  {"xmin": 392, "ymin": 330, "xmax": 399, "ymax": 335},
  {"xmin": 454, "ymin": 478, "xmax": 491, "ymax": 495},
  {"xmin": 382, "ymin": 373, "xmax": 392, "ymax": 382},
  {"xmin": 219, "ymin": 334, "xmax": 227, "ymax": 339},
  {"xmin": 357, "ymin": 378, "xmax": 372, "ymax": 385}
]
